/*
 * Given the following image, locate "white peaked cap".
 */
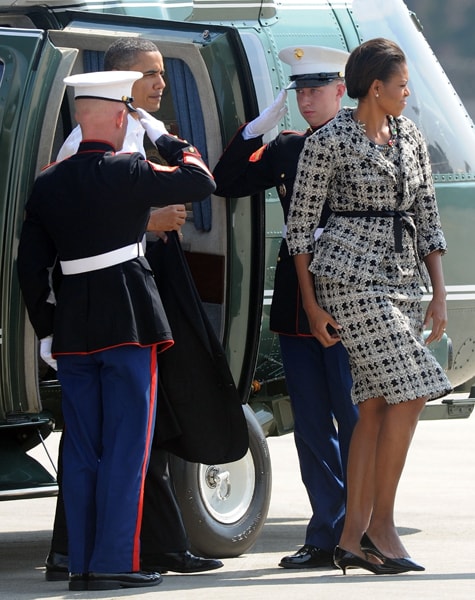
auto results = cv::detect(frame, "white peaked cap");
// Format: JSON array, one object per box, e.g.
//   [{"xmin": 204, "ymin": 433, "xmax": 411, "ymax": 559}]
[
  {"xmin": 278, "ymin": 45, "xmax": 349, "ymax": 89},
  {"xmin": 63, "ymin": 71, "xmax": 143, "ymax": 102}
]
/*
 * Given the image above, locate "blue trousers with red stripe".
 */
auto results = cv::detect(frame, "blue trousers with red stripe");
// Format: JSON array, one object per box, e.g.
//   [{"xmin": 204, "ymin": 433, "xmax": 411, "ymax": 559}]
[
  {"xmin": 279, "ymin": 335, "xmax": 358, "ymax": 551},
  {"xmin": 57, "ymin": 345, "xmax": 157, "ymax": 574}
]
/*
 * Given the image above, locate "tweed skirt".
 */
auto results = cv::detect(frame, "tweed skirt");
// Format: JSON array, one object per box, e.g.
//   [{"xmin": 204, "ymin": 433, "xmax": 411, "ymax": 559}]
[{"xmin": 316, "ymin": 277, "xmax": 452, "ymax": 405}]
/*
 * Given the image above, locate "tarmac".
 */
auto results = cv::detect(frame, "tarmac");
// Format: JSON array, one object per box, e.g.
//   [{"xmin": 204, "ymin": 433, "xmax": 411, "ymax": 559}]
[{"xmin": 1, "ymin": 411, "xmax": 474, "ymax": 600}]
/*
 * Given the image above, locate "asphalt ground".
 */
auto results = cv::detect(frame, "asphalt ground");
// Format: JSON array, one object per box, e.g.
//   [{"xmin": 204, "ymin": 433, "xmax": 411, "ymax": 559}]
[{"xmin": 1, "ymin": 410, "xmax": 474, "ymax": 599}]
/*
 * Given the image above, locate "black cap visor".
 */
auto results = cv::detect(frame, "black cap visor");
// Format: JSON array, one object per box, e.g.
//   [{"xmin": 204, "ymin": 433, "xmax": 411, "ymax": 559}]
[{"xmin": 286, "ymin": 72, "xmax": 343, "ymax": 90}]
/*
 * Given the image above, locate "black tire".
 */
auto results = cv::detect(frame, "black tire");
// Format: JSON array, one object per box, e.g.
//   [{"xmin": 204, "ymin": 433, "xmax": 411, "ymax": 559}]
[{"xmin": 169, "ymin": 404, "xmax": 272, "ymax": 558}]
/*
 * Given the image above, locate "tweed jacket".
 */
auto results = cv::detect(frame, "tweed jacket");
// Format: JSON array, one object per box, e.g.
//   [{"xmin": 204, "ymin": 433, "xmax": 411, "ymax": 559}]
[{"xmin": 287, "ymin": 108, "xmax": 446, "ymax": 289}]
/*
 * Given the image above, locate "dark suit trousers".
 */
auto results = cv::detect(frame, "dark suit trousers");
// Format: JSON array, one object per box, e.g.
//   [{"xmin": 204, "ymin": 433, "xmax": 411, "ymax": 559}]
[{"xmin": 140, "ymin": 445, "xmax": 189, "ymax": 559}]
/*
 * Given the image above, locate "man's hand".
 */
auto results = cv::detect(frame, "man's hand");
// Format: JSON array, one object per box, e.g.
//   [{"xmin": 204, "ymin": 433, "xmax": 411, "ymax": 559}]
[
  {"xmin": 136, "ymin": 107, "xmax": 168, "ymax": 144},
  {"xmin": 147, "ymin": 205, "xmax": 187, "ymax": 241},
  {"xmin": 242, "ymin": 90, "xmax": 288, "ymax": 140},
  {"xmin": 40, "ymin": 336, "xmax": 57, "ymax": 370}
]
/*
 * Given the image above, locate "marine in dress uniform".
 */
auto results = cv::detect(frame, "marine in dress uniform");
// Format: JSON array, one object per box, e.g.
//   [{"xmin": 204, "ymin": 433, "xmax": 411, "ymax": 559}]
[
  {"xmin": 213, "ymin": 46, "xmax": 359, "ymax": 569},
  {"xmin": 17, "ymin": 71, "xmax": 216, "ymax": 591},
  {"xmin": 45, "ymin": 43, "xmax": 232, "ymax": 576}
]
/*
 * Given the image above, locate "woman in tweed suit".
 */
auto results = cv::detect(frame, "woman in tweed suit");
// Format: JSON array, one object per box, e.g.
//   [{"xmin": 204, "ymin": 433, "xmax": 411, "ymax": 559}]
[{"xmin": 287, "ymin": 38, "xmax": 452, "ymax": 575}]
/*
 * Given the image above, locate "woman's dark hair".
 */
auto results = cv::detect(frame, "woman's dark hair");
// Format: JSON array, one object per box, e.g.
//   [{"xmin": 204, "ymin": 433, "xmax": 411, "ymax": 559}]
[{"xmin": 345, "ymin": 38, "xmax": 406, "ymax": 100}]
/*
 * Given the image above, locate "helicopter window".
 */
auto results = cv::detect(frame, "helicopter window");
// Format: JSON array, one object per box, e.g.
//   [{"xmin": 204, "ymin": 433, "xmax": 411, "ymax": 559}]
[
  {"xmin": 79, "ymin": 51, "xmax": 212, "ymax": 232},
  {"xmin": 351, "ymin": 0, "xmax": 475, "ymax": 176},
  {"xmin": 0, "ymin": 60, "xmax": 3, "ymax": 84},
  {"xmin": 165, "ymin": 58, "xmax": 211, "ymax": 232},
  {"xmin": 48, "ymin": 40, "xmax": 225, "ymax": 337}
]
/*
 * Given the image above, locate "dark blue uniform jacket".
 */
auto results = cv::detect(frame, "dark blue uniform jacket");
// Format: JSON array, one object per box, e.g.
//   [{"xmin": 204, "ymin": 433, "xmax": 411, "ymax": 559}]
[
  {"xmin": 18, "ymin": 137, "xmax": 216, "ymax": 354},
  {"xmin": 213, "ymin": 125, "xmax": 330, "ymax": 336}
]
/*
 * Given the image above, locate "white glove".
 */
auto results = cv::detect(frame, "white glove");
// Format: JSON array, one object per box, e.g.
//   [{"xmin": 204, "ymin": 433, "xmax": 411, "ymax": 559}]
[
  {"xmin": 242, "ymin": 90, "xmax": 288, "ymax": 140},
  {"xmin": 40, "ymin": 336, "xmax": 57, "ymax": 371},
  {"xmin": 135, "ymin": 107, "xmax": 169, "ymax": 144}
]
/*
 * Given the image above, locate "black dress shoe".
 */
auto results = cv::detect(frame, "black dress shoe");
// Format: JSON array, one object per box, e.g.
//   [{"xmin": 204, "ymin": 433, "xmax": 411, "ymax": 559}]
[
  {"xmin": 45, "ymin": 551, "xmax": 69, "ymax": 581},
  {"xmin": 279, "ymin": 545, "xmax": 335, "ymax": 569},
  {"xmin": 333, "ymin": 546, "xmax": 402, "ymax": 575},
  {"xmin": 142, "ymin": 550, "xmax": 223, "ymax": 574},
  {"xmin": 88, "ymin": 571, "xmax": 162, "ymax": 590},
  {"xmin": 360, "ymin": 533, "xmax": 425, "ymax": 572},
  {"xmin": 69, "ymin": 573, "xmax": 88, "ymax": 591}
]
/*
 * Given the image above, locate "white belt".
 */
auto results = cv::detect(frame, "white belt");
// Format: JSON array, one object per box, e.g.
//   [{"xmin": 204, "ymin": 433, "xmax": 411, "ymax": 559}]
[
  {"xmin": 282, "ymin": 224, "xmax": 324, "ymax": 241},
  {"xmin": 60, "ymin": 243, "xmax": 144, "ymax": 275}
]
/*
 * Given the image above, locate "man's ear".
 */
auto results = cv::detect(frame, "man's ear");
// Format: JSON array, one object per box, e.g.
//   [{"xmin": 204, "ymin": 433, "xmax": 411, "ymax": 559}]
[
  {"xmin": 336, "ymin": 81, "xmax": 346, "ymax": 99},
  {"xmin": 116, "ymin": 107, "xmax": 127, "ymax": 129}
]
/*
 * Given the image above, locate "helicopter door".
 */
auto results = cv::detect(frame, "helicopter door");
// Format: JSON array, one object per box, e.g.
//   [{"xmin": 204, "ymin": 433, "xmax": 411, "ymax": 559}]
[
  {"xmin": 48, "ymin": 10, "xmax": 264, "ymax": 404},
  {"xmin": 0, "ymin": 29, "xmax": 76, "ymax": 423},
  {"xmin": 45, "ymin": 14, "xmax": 268, "ymax": 555}
]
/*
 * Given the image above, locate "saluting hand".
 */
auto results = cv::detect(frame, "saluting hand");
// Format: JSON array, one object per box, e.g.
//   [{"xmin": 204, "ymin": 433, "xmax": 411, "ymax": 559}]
[
  {"xmin": 136, "ymin": 107, "xmax": 169, "ymax": 144},
  {"xmin": 243, "ymin": 89, "xmax": 288, "ymax": 140}
]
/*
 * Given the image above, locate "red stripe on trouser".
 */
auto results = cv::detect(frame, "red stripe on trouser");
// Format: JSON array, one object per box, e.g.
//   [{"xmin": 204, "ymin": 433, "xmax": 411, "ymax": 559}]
[{"xmin": 132, "ymin": 345, "xmax": 158, "ymax": 571}]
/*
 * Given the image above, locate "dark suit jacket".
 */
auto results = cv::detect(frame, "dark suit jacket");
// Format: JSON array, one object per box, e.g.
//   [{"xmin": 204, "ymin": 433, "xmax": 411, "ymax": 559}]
[{"xmin": 147, "ymin": 232, "xmax": 249, "ymax": 464}]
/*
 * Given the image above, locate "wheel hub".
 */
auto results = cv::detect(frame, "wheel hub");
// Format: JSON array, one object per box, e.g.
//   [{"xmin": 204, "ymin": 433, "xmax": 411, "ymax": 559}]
[{"xmin": 205, "ymin": 466, "xmax": 231, "ymax": 500}]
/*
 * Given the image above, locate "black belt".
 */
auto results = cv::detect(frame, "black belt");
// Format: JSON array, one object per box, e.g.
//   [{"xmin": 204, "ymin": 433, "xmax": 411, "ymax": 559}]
[{"xmin": 334, "ymin": 210, "xmax": 414, "ymax": 253}]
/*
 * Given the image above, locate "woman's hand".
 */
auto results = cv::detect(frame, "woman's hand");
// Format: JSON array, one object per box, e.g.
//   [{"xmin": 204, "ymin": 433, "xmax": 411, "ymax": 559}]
[
  {"xmin": 293, "ymin": 253, "xmax": 342, "ymax": 347},
  {"xmin": 423, "ymin": 295, "xmax": 447, "ymax": 345},
  {"xmin": 423, "ymin": 250, "xmax": 447, "ymax": 345},
  {"xmin": 305, "ymin": 303, "xmax": 342, "ymax": 348}
]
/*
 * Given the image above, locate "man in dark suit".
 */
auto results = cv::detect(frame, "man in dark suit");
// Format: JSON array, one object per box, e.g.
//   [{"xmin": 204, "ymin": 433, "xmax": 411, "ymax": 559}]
[{"xmin": 17, "ymin": 70, "xmax": 216, "ymax": 591}]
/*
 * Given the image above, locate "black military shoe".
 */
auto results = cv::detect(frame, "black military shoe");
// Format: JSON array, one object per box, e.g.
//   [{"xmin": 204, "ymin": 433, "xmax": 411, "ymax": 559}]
[
  {"xmin": 88, "ymin": 571, "xmax": 162, "ymax": 590},
  {"xmin": 279, "ymin": 545, "xmax": 335, "ymax": 569},
  {"xmin": 69, "ymin": 573, "xmax": 88, "ymax": 591},
  {"xmin": 45, "ymin": 551, "xmax": 69, "ymax": 581},
  {"xmin": 142, "ymin": 550, "xmax": 224, "ymax": 574}
]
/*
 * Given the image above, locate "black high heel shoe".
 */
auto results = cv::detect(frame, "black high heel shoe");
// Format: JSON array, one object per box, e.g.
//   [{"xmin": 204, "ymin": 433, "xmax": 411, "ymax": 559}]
[
  {"xmin": 360, "ymin": 533, "xmax": 425, "ymax": 572},
  {"xmin": 333, "ymin": 546, "xmax": 401, "ymax": 575}
]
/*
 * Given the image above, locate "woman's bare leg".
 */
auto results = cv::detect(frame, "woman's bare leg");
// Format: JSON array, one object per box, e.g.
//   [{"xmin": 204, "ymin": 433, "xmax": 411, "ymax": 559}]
[
  {"xmin": 338, "ymin": 397, "xmax": 386, "ymax": 557},
  {"xmin": 366, "ymin": 396, "xmax": 426, "ymax": 558}
]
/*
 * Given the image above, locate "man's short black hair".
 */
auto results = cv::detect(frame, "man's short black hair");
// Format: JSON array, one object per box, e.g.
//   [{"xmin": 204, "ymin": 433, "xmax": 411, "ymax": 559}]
[{"xmin": 104, "ymin": 38, "xmax": 160, "ymax": 71}]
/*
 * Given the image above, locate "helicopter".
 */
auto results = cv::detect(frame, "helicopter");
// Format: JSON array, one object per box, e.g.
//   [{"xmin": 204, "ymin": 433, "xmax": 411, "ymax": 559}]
[{"xmin": 0, "ymin": 0, "xmax": 474, "ymax": 557}]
